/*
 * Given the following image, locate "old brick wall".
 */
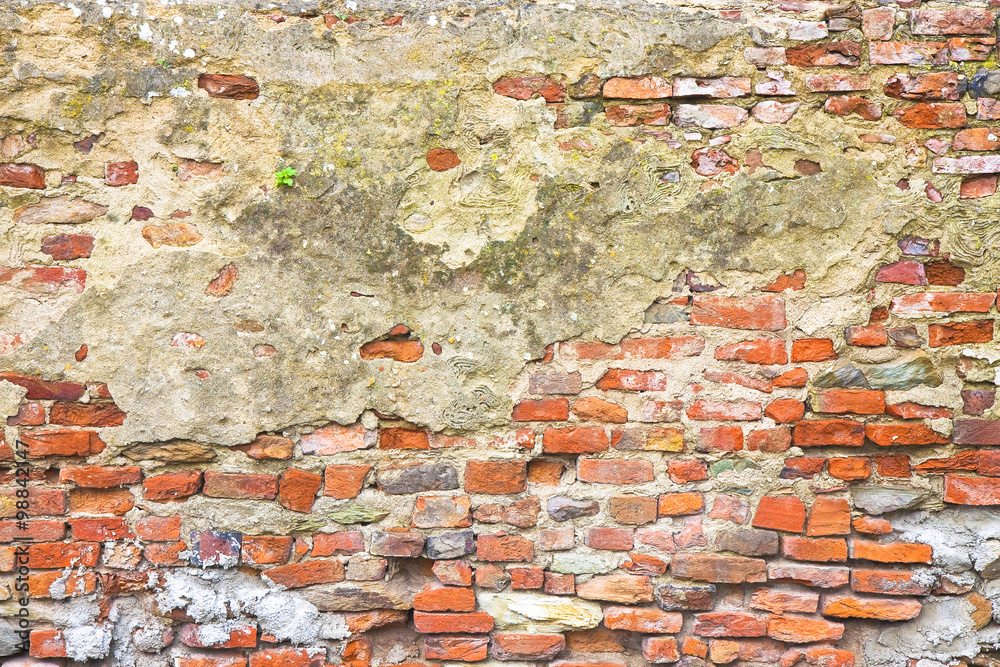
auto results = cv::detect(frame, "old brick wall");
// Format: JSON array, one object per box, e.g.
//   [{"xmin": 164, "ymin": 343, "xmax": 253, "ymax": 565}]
[{"xmin": 3, "ymin": 0, "xmax": 1000, "ymax": 666}]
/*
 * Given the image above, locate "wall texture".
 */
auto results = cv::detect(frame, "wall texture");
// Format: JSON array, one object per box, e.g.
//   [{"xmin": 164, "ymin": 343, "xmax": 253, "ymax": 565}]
[{"xmin": 2, "ymin": 0, "xmax": 1000, "ymax": 666}]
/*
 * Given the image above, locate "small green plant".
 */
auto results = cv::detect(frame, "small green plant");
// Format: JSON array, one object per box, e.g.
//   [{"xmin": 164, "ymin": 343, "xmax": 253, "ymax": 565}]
[{"xmin": 274, "ymin": 167, "xmax": 297, "ymax": 188}]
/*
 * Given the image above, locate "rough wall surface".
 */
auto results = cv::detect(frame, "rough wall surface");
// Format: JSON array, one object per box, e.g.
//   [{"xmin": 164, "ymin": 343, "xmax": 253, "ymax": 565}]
[{"xmin": 2, "ymin": 0, "xmax": 1000, "ymax": 666}]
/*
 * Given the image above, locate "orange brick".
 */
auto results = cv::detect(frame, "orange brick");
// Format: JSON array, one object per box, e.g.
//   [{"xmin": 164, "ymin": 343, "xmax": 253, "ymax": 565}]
[{"xmin": 752, "ymin": 496, "xmax": 805, "ymax": 533}]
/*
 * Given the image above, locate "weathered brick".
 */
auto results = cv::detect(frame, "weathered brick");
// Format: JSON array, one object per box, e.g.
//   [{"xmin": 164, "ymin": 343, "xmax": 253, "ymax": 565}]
[
  {"xmin": 885, "ymin": 72, "xmax": 965, "ymax": 100},
  {"xmin": 828, "ymin": 456, "xmax": 871, "ymax": 480},
  {"xmin": 866, "ymin": 424, "xmax": 950, "ymax": 447},
  {"xmin": 811, "ymin": 389, "xmax": 885, "ymax": 415},
  {"xmin": 596, "ymin": 369, "xmax": 669, "ymax": 391},
  {"xmin": 911, "ymin": 9, "xmax": 995, "ymax": 35},
  {"xmin": 929, "ymin": 320, "xmax": 994, "ymax": 347},
  {"xmin": 786, "ymin": 42, "xmax": 861, "ymax": 67},
  {"xmin": 578, "ymin": 458, "xmax": 653, "ymax": 484},
  {"xmin": 782, "ymin": 536, "xmax": 847, "ymax": 562},
  {"xmin": 513, "ymin": 398, "xmax": 569, "ymax": 421},
  {"xmin": 692, "ymin": 612, "xmax": 766, "ymax": 638},
  {"xmin": 714, "ymin": 338, "xmax": 786, "ymax": 364},
  {"xmin": 603, "ymin": 76, "xmax": 672, "ymax": 99},
  {"xmin": 543, "ymin": 426, "xmax": 609, "ymax": 453},
  {"xmin": 944, "ymin": 474, "xmax": 1000, "ymax": 505},
  {"xmin": 824, "ymin": 96, "xmax": 882, "ymax": 121},
  {"xmin": 477, "ymin": 533, "xmax": 534, "ymax": 561},
  {"xmin": 198, "ymin": 74, "xmax": 259, "ymax": 99},
  {"xmin": 822, "ymin": 595, "xmax": 921, "ymax": 620},
  {"xmin": 851, "ymin": 538, "xmax": 932, "ymax": 564},
  {"xmin": 606, "ymin": 103, "xmax": 671, "ymax": 126},
  {"xmin": 323, "ymin": 464, "xmax": 371, "ymax": 499},
  {"xmin": 870, "ymin": 41, "xmax": 947, "ymax": 65},
  {"xmin": 576, "ymin": 573, "xmax": 653, "ymax": 603},
  {"xmin": 642, "ymin": 636, "xmax": 680, "ymax": 663},
  {"xmin": 697, "ymin": 425, "xmax": 744, "ymax": 452},
  {"xmin": 21, "ymin": 429, "xmax": 105, "ymax": 458},
  {"xmin": 572, "ymin": 397, "xmax": 627, "ymax": 423},
  {"xmin": 791, "ymin": 338, "xmax": 837, "ymax": 362},
  {"xmin": 691, "ymin": 295, "xmax": 785, "ymax": 331},
  {"xmin": 768, "ymin": 564, "xmax": 850, "ymax": 588},
  {"xmin": 673, "ymin": 77, "xmax": 750, "ymax": 98},
  {"xmin": 894, "ymin": 103, "xmax": 967, "ymax": 129},
  {"xmin": 794, "ymin": 420, "xmax": 864, "ymax": 447},
  {"xmin": 300, "ymin": 423, "xmax": 372, "ymax": 454},
  {"xmin": 751, "ymin": 588, "xmax": 819, "ymax": 614},
  {"xmin": 766, "ymin": 615, "xmax": 844, "ymax": 643},
  {"xmin": 807, "ymin": 497, "xmax": 850, "ymax": 536},
  {"xmin": 851, "ymin": 569, "xmax": 931, "ymax": 596},
  {"xmin": 752, "ymin": 496, "xmax": 805, "ymax": 533},
  {"xmin": 670, "ymin": 553, "xmax": 766, "ymax": 583},
  {"xmin": 143, "ymin": 471, "xmax": 203, "ymax": 501},
  {"xmin": 203, "ymin": 471, "xmax": 278, "ymax": 500},
  {"xmin": 464, "ymin": 460, "xmax": 527, "ymax": 493}
]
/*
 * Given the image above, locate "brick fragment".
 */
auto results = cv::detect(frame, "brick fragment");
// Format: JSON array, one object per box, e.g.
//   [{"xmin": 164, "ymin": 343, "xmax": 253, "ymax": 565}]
[
  {"xmin": 323, "ymin": 464, "xmax": 370, "ymax": 499},
  {"xmin": 929, "ymin": 320, "xmax": 994, "ymax": 347},
  {"xmin": 786, "ymin": 42, "xmax": 861, "ymax": 67},
  {"xmin": 851, "ymin": 538, "xmax": 932, "ymax": 564},
  {"xmin": 464, "ymin": 460, "xmax": 527, "ymax": 493},
  {"xmin": 603, "ymin": 76, "xmax": 672, "ymax": 99},
  {"xmin": 199, "ymin": 74, "xmax": 260, "ymax": 99}
]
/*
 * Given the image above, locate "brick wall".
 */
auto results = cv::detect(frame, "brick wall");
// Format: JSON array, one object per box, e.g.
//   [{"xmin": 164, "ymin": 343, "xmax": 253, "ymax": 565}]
[{"xmin": 3, "ymin": 1, "xmax": 1000, "ymax": 666}]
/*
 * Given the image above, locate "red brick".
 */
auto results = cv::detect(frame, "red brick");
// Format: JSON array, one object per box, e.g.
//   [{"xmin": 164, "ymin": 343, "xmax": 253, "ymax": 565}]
[
  {"xmin": 750, "ymin": 588, "xmax": 819, "ymax": 614},
  {"xmin": 0, "ymin": 265, "xmax": 87, "ymax": 294},
  {"xmin": 697, "ymin": 425, "xmax": 744, "ymax": 452},
  {"xmin": 572, "ymin": 397, "xmax": 628, "ymax": 423},
  {"xmin": 105, "ymin": 160, "xmax": 138, "ymax": 186},
  {"xmin": 642, "ymin": 637, "xmax": 680, "ymax": 663},
  {"xmin": 884, "ymin": 72, "xmax": 965, "ymax": 101},
  {"xmin": 766, "ymin": 616, "xmax": 844, "ymax": 643},
  {"xmin": 806, "ymin": 73, "xmax": 871, "ymax": 93},
  {"xmin": 691, "ymin": 295, "xmax": 785, "ymax": 331},
  {"xmin": 852, "ymin": 517, "xmax": 893, "ymax": 535},
  {"xmin": 609, "ymin": 495, "xmax": 658, "ymax": 524},
  {"xmin": 513, "ymin": 398, "xmax": 569, "ymax": 421},
  {"xmin": 380, "ymin": 427, "xmax": 430, "ymax": 450},
  {"xmin": 424, "ymin": 636, "xmax": 489, "ymax": 661},
  {"xmin": 691, "ymin": 147, "xmax": 738, "ymax": 176},
  {"xmin": 764, "ymin": 399, "xmax": 804, "ymax": 424},
  {"xmin": 774, "ymin": 368, "xmax": 809, "ymax": 388},
  {"xmin": 180, "ymin": 624, "xmax": 257, "ymax": 648},
  {"xmin": 807, "ymin": 497, "xmax": 850, "ymax": 536},
  {"xmin": 703, "ymin": 368, "xmax": 773, "ymax": 393},
  {"xmin": 300, "ymin": 423, "xmax": 370, "ymax": 454},
  {"xmin": 414, "ymin": 611, "xmax": 495, "ymax": 633},
  {"xmin": 28, "ymin": 569, "xmax": 96, "ymax": 598},
  {"xmin": 768, "ymin": 564, "xmax": 849, "ymax": 588},
  {"xmin": 309, "ymin": 532, "xmax": 362, "ymax": 557},
  {"xmin": 509, "ymin": 566, "xmax": 544, "ymax": 589},
  {"xmin": 747, "ymin": 427, "xmax": 792, "ymax": 452},
  {"xmin": 886, "ymin": 402, "xmax": 952, "ymax": 419},
  {"xmin": 30, "ymin": 628, "xmax": 67, "ymax": 658},
  {"xmin": 930, "ymin": 320, "xmax": 994, "ymax": 347},
  {"xmin": 911, "ymin": 9, "xmax": 995, "ymax": 35},
  {"xmin": 710, "ymin": 495, "xmax": 750, "ymax": 524},
  {"xmin": 136, "ymin": 515, "xmax": 181, "ymax": 541},
  {"xmin": 143, "ymin": 471, "xmax": 203, "ymax": 501},
  {"xmin": 21, "ymin": 429, "xmax": 105, "ymax": 458},
  {"xmin": 277, "ymin": 468, "xmax": 321, "ymax": 513},
  {"xmin": 949, "ymin": 37, "xmax": 995, "ymax": 61},
  {"xmin": 595, "ymin": 369, "xmax": 668, "ymax": 391},
  {"xmin": 477, "ymin": 533, "xmax": 534, "ymax": 561},
  {"xmin": 578, "ymin": 458, "xmax": 653, "ymax": 484},
  {"xmin": 875, "ymin": 453, "xmax": 912, "ymax": 478},
  {"xmin": 59, "ymin": 465, "xmax": 141, "ymax": 488},
  {"xmin": 543, "ymin": 426, "xmax": 609, "ymax": 454},
  {"xmin": 583, "ymin": 527, "xmax": 633, "ymax": 551},
  {"xmin": 752, "ymin": 496, "xmax": 805, "ymax": 533},
  {"xmin": 791, "ymin": 338, "xmax": 837, "ymax": 362},
  {"xmin": 69, "ymin": 517, "xmax": 133, "ymax": 541},
  {"xmin": 0, "ymin": 487, "xmax": 66, "ymax": 517},
  {"xmin": 914, "ymin": 450, "xmax": 979, "ymax": 473},
  {"xmin": 576, "ymin": 573, "xmax": 653, "ymax": 603},
  {"xmin": 603, "ymin": 76, "xmax": 672, "ymax": 99},
  {"xmin": 714, "ymin": 338, "xmax": 786, "ymax": 364},
  {"xmin": 7, "ymin": 401, "xmax": 45, "ymax": 425},
  {"xmin": 494, "ymin": 75, "xmax": 564, "ymax": 102},
  {"xmin": 464, "ymin": 460, "xmax": 527, "ymax": 493},
  {"xmin": 844, "ymin": 325, "xmax": 887, "ymax": 346},
  {"xmin": 828, "ymin": 456, "xmax": 871, "ymax": 481},
  {"xmin": 781, "ymin": 457, "xmax": 826, "ymax": 479},
  {"xmin": 944, "ymin": 474, "xmax": 1000, "ymax": 505},
  {"xmin": 413, "ymin": 495, "xmax": 473, "ymax": 528},
  {"xmin": 794, "ymin": 420, "xmax": 864, "ymax": 447},
  {"xmin": 49, "ymin": 402, "xmax": 126, "ymax": 427},
  {"xmin": 866, "ymin": 423, "xmax": 949, "ymax": 447},
  {"xmin": 670, "ymin": 553, "xmax": 766, "ymax": 583},
  {"xmin": 761, "ymin": 269, "xmax": 806, "ymax": 293},
  {"xmin": 894, "ymin": 103, "xmax": 967, "ymax": 129},
  {"xmin": 851, "ymin": 538, "xmax": 932, "ymax": 564},
  {"xmin": 620, "ymin": 336, "xmax": 705, "ymax": 359},
  {"xmin": 667, "ymin": 460, "xmax": 709, "ymax": 484},
  {"xmin": 658, "ymin": 493, "xmax": 704, "ymax": 516},
  {"xmin": 891, "ymin": 292, "xmax": 995, "ymax": 313},
  {"xmin": 323, "ymin": 464, "xmax": 370, "ymax": 499},
  {"xmin": 606, "ymin": 103, "xmax": 671, "ymax": 126},
  {"xmin": 692, "ymin": 612, "xmax": 767, "ymax": 638},
  {"xmin": 491, "ymin": 633, "xmax": 565, "ymax": 661},
  {"xmin": 0, "ymin": 163, "xmax": 45, "ymax": 189},
  {"xmin": 822, "ymin": 595, "xmax": 921, "ymax": 620},
  {"xmin": 262, "ymin": 560, "xmax": 344, "ymax": 588},
  {"xmin": 851, "ymin": 569, "xmax": 931, "ymax": 596},
  {"xmin": 823, "ymin": 95, "xmax": 882, "ymax": 121},
  {"xmin": 811, "ymin": 389, "xmax": 885, "ymax": 415},
  {"xmin": 28, "ymin": 541, "xmax": 100, "ymax": 568},
  {"xmin": 41, "ymin": 233, "xmax": 94, "ymax": 260},
  {"xmin": 413, "ymin": 584, "xmax": 476, "ymax": 612},
  {"xmin": 687, "ymin": 400, "xmax": 761, "ymax": 421},
  {"xmin": 144, "ymin": 541, "xmax": 187, "ymax": 566},
  {"xmin": 203, "ymin": 471, "xmax": 278, "ymax": 500},
  {"xmin": 236, "ymin": 434, "xmax": 294, "ymax": 460},
  {"xmin": 198, "ymin": 74, "xmax": 260, "ymax": 100},
  {"xmin": 0, "ymin": 519, "xmax": 65, "ymax": 542},
  {"xmin": 603, "ymin": 606, "xmax": 682, "ymax": 633},
  {"xmin": 782, "ymin": 536, "xmax": 847, "ymax": 562},
  {"xmin": 786, "ymin": 42, "xmax": 862, "ymax": 67}
]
